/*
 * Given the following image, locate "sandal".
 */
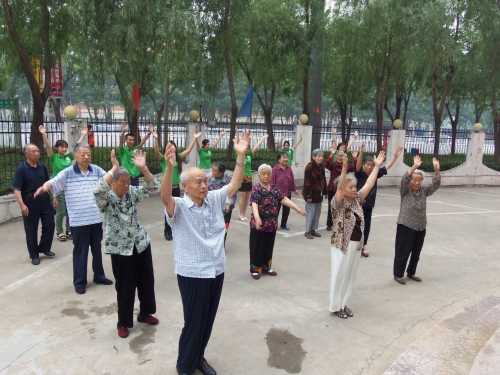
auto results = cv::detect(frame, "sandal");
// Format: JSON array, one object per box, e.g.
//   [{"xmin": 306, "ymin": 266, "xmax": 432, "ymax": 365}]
[
  {"xmin": 333, "ymin": 309, "xmax": 348, "ymax": 319},
  {"xmin": 56, "ymin": 234, "xmax": 67, "ymax": 242},
  {"xmin": 344, "ymin": 306, "xmax": 353, "ymax": 317},
  {"xmin": 65, "ymin": 232, "xmax": 73, "ymax": 240}
]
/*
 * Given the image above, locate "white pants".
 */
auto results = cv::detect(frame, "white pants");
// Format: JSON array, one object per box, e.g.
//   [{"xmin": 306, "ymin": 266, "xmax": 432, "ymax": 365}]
[{"xmin": 329, "ymin": 241, "xmax": 361, "ymax": 312}]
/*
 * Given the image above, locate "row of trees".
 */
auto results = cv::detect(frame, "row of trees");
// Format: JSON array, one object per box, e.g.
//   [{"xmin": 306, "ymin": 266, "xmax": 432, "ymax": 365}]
[{"xmin": 1, "ymin": 0, "xmax": 499, "ymax": 158}]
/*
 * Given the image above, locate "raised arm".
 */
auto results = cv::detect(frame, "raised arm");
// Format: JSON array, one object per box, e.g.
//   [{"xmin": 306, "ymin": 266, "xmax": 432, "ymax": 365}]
[
  {"xmin": 356, "ymin": 142, "xmax": 365, "ymax": 171},
  {"xmin": 407, "ymin": 155, "xmax": 422, "ymax": 176},
  {"xmin": 347, "ymin": 131, "xmax": 358, "ymax": 151},
  {"xmin": 433, "ymin": 157, "xmax": 441, "ymax": 181},
  {"xmin": 76, "ymin": 125, "xmax": 88, "ymax": 144},
  {"xmin": 196, "ymin": 137, "xmax": 201, "ymax": 152},
  {"xmin": 119, "ymin": 122, "xmax": 127, "ymax": 148},
  {"xmin": 400, "ymin": 155, "xmax": 422, "ymax": 196},
  {"xmin": 132, "ymin": 149, "xmax": 153, "ymax": 182},
  {"xmin": 294, "ymin": 133, "xmax": 303, "ymax": 149},
  {"xmin": 161, "ymin": 142, "xmax": 178, "ymax": 217},
  {"xmin": 359, "ymin": 151, "xmax": 385, "ymax": 198},
  {"xmin": 252, "ymin": 134, "xmax": 268, "ymax": 154},
  {"xmin": 385, "ymin": 146, "xmax": 403, "ymax": 170},
  {"xmin": 151, "ymin": 125, "xmax": 163, "ymax": 161},
  {"xmin": 102, "ymin": 149, "xmax": 120, "ymax": 185},
  {"xmin": 181, "ymin": 131, "xmax": 202, "ymax": 159},
  {"xmin": 332, "ymin": 127, "xmax": 338, "ymax": 151},
  {"xmin": 39, "ymin": 125, "xmax": 53, "ymax": 158},
  {"xmin": 335, "ymin": 154, "xmax": 349, "ymax": 204},
  {"xmin": 227, "ymin": 130, "xmax": 250, "ymax": 198},
  {"xmin": 277, "ymin": 133, "xmax": 284, "ymax": 151},
  {"xmin": 212, "ymin": 130, "xmax": 226, "ymax": 149},
  {"xmin": 137, "ymin": 129, "xmax": 151, "ymax": 148}
]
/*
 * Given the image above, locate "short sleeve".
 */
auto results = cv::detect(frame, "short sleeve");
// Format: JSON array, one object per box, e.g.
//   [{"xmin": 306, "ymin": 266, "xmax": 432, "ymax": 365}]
[
  {"xmin": 378, "ymin": 167, "xmax": 388, "ymax": 178},
  {"xmin": 93, "ymin": 178, "xmax": 112, "ymax": 211},
  {"xmin": 250, "ymin": 186, "xmax": 261, "ymax": 204},
  {"xmin": 208, "ymin": 185, "xmax": 229, "ymax": 211},
  {"xmin": 50, "ymin": 169, "xmax": 68, "ymax": 194},
  {"xmin": 11, "ymin": 164, "xmax": 24, "ymax": 190}
]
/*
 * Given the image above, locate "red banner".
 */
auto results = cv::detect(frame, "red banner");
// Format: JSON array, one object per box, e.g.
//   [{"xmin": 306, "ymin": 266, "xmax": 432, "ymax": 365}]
[{"xmin": 50, "ymin": 58, "xmax": 63, "ymax": 98}]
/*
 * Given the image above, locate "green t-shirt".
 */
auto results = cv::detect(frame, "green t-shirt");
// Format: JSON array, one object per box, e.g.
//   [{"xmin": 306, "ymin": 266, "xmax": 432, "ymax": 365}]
[
  {"xmin": 49, "ymin": 152, "xmax": 74, "ymax": 178},
  {"xmin": 283, "ymin": 148, "xmax": 294, "ymax": 166},
  {"xmin": 198, "ymin": 147, "xmax": 213, "ymax": 169},
  {"xmin": 160, "ymin": 153, "xmax": 182, "ymax": 185},
  {"xmin": 118, "ymin": 146, "xmax": 141, "ymax": 177},
  {"xmin": 244, "ymin": 151, "xmax": 252, "ymax": 176}
]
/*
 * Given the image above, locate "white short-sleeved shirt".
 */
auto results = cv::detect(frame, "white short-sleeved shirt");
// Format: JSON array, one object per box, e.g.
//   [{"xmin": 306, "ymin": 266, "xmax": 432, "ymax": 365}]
[{"xmin": 166, "ymin": 186, "xmax": 228, "ymax": 278}]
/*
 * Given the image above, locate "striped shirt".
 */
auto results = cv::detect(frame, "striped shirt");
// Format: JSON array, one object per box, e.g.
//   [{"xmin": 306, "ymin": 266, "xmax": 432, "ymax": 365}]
[
  {"xmin": 50, "ymin": 164, "xmax": 106, "ymax": 227},
  {"xmin": 166, "ymin": 186, "xmax": 228, "ymax": 278}
]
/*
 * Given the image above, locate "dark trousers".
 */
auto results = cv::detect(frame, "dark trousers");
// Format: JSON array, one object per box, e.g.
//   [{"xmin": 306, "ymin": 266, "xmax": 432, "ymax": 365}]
[
  {"xmin": 393, "ymin": 224, "xmax": 426, "ymax": 278},
  {"xmin": 71, "ymin": 223, "xmax": 106, "ymax": 288},
  {"xmin": 249, "ymin": 227, "xmax": 277, "ymax": 272},
  {"xmin": 277, "ymin": 194, "xmax": 291, "ymax": 227},
  {"xmin": 326, "ymin": 190, "xmax": 335, "ymax": 227},
  {"xmin": 22, "ymin": 194, "xmax": 55, "ymax": 259},
  {"xmin": 363, "ymin": 206, "xmax": 373, "ymax": 246},
  {"xmin": 111, "ymin": 244, "xmax": 156, "ymax": 328},
  {"xmin": 177, "ymin": 273, "xmax": 224, "ymax": 374},
  {"xmin": 223, "ymin": 210, "xmax": 233, "ymax": 245},
  {"xmin": 165, "ymin": 186, "xmax": 181, "ymax": 236},
  {"xmin": 130, "ymin": 177, "xmax": 139, "ymax": 187}
]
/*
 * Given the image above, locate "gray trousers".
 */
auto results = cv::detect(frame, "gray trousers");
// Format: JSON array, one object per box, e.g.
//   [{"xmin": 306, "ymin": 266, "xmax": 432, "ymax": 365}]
[{"xmin": 305, "ymin": 202, "xmax": 322, "ymax": 233}]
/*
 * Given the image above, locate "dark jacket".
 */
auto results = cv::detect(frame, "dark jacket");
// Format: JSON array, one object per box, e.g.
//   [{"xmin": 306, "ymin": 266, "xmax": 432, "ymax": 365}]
[{"xmin": 302, "ymin": 161, "xmax": 327, "ymax": 203}]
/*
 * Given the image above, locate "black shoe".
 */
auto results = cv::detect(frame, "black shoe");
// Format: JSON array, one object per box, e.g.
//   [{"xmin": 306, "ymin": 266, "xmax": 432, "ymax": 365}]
[
  {"xmin": 42, "ymin": 251, "xmax": 55, "ymax": 257},
  {"xmin": 93, "ymin": 278, "xmax": 113, "ymax": 285},
  {"xmin": 165, "ymin": 233, "xmax": 173, "ymax": 241},
  {"xmin": 75, "ymin": 287, "xmax": 86, "ymax": 294},
  {"xmin": 197, "ymin": 359, "xmax": 217, "ymax": 375},
  {"xmin": 31, "ymin": 258, "xmax": 40, "ymax": 265},
  {"xmin": 176, "ymin": 366, "xmax": 193, "ymax": 375}
]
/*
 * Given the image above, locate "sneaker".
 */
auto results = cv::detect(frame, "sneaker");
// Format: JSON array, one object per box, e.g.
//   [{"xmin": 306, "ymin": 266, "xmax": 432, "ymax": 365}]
[
  {"xmin": 117, "ymin": 324, "xmax": 129, "ymax": 338},
  {"xmin": 280, "ymin": 225, "xmax": 290, "ymax": 231},
  {"xmin": 137, "ymin": 314, "xmax": 159, "ymax": 325}
]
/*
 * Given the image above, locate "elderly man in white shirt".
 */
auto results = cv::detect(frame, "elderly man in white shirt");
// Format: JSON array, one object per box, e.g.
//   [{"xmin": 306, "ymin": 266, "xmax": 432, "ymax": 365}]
[{"xmin": 162, "ymin": 130, "xmax": 250, "ymax": 375}]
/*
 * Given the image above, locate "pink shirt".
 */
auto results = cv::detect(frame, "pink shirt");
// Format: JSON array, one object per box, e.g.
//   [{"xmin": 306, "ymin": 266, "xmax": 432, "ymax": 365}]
[{"xmin": 271, "ymin": 164, "xmax": 296, "ymax": 197}]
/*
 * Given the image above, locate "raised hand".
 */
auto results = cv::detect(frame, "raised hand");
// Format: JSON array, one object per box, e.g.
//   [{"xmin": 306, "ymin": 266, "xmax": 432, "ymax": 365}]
[
  {"xmin": 38, "ymin": 124, "xmax": 46, "ymax": 134},
  {"xmin": 374, "ymin": 151, "xmax": 386, "ymax": 166},
  {"xmin": 164, "ymin": 142, "xmax": 177, "ymax": 168},
  {"xmin": 233, "ymin": 130, "xmax": 250, "ymax": 155},
  {"xmin": 220, "ymin": 130, "xmax": 226, "ymax": 136},
  {"xmin": 341, "ymin": 152, "xmax": 348, "ymax": 169},
  {"xmin": 351, "ymin": 150, "xmax": 359, "ymax": 159},
  {"xmin": 299, "ymin": 133, "xmax": 303, "ymax": 139},
  {"xmin": 332, "ymin": 127, "xmax": 337, "ymax": 135},
  {"xmin": 81, "ymin": 125, "xmax": 88, "ymax": 136},
  {"xmin": 413, "ymin": 155, "xmax": 422, "ymax": 168},
  {"xmin": 261, "ymin": 134, "xmax": 269, "ymax": 139},
  {"xmin": 148, "ymin": 124, "xmax": 153, "ymax": 134},
  {"xmin": 151, "ymin": 130, "xmax": 158, "ymax": 139},
  {"xmin": 281, "ymin": 133, "xmax": 285, "ymax": 140},
  {"xmin": 361, "ymin": 142, "xmax": 366, "ymax": 152},
  {"xmin": 132, "ymin": 149, "xmax": 147, "ymax": 169},
  {"xmin": 110, "ymin": 149, "xmax": 119, "ymax": 168},
  {"xmin": 395, "ymin": 146, "xmax": 404, "ymax": 158},
  {"xmin": 353, "ymin": 130, "xmax": 359, "ymax": 138},
  {"xmin": 121, "ymin": 122, "xmax": 128, "ymax": 133},
  {"xmin": 193, "ymin": 130, "xmax": 202, "ymax": 139},
  {"xmin": 433, "ymin": 157, "xmax": 440, "ymax": 171}
]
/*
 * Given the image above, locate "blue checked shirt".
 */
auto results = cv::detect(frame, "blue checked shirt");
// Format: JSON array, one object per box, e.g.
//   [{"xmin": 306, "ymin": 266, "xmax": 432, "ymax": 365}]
[{"xmin": 166, "ymin": 185, "xmax": 228, "ymax": 278}]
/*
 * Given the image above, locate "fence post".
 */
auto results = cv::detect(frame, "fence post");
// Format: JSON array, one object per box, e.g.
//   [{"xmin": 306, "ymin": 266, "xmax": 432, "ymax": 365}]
[
  {"xmin": 292, "ymin": 124, "xmax": 312, "ymax": 187},
  {"xmin": 185, "ymin": 122, "xmax": 204, "ymax": 169}
]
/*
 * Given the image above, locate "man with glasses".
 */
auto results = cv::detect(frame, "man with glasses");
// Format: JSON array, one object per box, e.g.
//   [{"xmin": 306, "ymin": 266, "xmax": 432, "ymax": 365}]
[{"xmin": 12, "ymin": 143, "xmax": 56, "ymax": 265}]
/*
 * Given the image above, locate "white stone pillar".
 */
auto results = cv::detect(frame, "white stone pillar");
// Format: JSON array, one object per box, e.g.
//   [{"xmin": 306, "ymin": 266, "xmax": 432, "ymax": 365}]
[
  {"xmin": 292, "ymin": 124, "xmax": 312, "ymax": 186},
  {"xmin": 386, "ymin": 129, "xmax": 408, "ymax": 176},
  {"xmin": 185, "ymin": 122, "xmax": 204, "ymax": 169},
  {"xmin": 466, "ymin": 131, "xmax": 484, "ymax": 165}
]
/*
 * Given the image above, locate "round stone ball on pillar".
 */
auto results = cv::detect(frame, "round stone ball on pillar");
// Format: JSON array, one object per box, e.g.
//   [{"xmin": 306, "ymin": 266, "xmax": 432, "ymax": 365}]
[
  {"xmin": 189, "ymin": 110, "xmax": 200, "ymax": 122},
  {"xmin": 299, "ymin": 114, "xmax": 309, "ymax": 125},
  {"xmin": 473, "ymin": 123, "xmax": 483, "ymax": 132},
  {"xmin": 393, "ymin": 119, "xmax": 403, "ymax": 129},
  {"xmin": 64, "ymin": 105, "xmax": 78, "ymax": 119}
]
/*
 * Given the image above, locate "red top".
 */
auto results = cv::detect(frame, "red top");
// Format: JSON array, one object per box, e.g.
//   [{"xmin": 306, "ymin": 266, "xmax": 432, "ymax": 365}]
[
  {"xmin": 325, "ymin": 155, "xmax": 356, "ymax": 192},
  {"xmin": 271, "ymin": 164, "xmax": 296, "ymax": 197}
]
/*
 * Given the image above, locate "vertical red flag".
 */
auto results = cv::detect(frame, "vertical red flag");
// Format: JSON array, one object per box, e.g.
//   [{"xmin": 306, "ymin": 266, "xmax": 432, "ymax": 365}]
[
  {"xmin": 50, "ymin": 58, "xmax": 63, "ymax": 98},
  {"xmin": 133, "ymin": 85, "xmax": 140, "ymax": 111}
]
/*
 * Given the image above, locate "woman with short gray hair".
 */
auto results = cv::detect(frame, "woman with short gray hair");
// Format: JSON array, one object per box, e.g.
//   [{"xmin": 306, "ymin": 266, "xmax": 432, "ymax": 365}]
[
  {"xmin": 302, "ymin": 149, "xmax": 327, "ymax": 239},
  {"xmin": 249, "ymin": 164, "xmax": 306, "ymax": 280},
  {"xmin": 393, "ymin": 155, "xmax": 441, "ymax": 285}
]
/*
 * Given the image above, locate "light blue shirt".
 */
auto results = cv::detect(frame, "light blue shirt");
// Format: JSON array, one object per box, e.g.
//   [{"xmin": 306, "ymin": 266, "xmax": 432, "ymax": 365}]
[
  {"xmin": 50, "ymin": 164, "xmax": 106, "ymax": 227},
  {"xmin": 166, "ymin": 186, "xmax": 228, "ymax": 278}
]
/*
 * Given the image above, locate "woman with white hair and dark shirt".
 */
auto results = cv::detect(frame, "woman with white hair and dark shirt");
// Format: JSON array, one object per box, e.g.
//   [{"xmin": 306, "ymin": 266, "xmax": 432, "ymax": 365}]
[
  {"xmin": 94, "ymin": 150, "xmax": 159, "ymax": 338},
  {"xmin": 393, "ymin": 155, "xmax": 441, "ymax": 285},
  {"xmin": 329, "ymin": 150, "xmax": 385, "ymax": 319},
  {"xmin": 249, "ymin": 164, "xmax": 307, "ymax": 280}
]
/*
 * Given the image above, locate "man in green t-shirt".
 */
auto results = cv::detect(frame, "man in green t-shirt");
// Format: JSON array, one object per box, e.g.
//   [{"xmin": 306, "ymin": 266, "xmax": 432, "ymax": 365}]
[{"xmin": 118, "ymin": 122, "xmax": 151, "ymax": 186}]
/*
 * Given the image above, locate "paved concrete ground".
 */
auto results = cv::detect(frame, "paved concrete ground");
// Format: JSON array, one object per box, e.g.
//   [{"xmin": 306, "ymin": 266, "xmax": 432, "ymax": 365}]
[{"xmin": 0, "ymin": 186, "xmax": 499, "ymax": 375}]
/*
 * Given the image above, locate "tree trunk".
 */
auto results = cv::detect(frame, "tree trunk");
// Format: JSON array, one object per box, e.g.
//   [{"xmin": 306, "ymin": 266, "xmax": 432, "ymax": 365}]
[
  {"xmin": 431, "ymin": 62, "xmax": 455, "ymax": 157},
  {"xmin": 446, "ymin": 101, "xmax": 459, "ymax": 155},
  {"xmin": 493, "ymin": 91, "xmax": 500, "ymax": 162},
  {"xmin": 336, "ymin": 98, "xmax": 347, "ymax": 142},
  {"xmin": 51, "ymin": 98, "xmax": 63, "ymax": 123},
  {"xmin": 223, "ymin": 0, "xmax": 239, "ymax": 160},
  {"xmin": 264, "ymin": 109, "xmax": 275, "ymax": 152}
]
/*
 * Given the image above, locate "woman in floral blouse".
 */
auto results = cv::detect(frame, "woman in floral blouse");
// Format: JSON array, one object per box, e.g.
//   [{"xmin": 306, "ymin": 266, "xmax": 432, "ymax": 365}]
[
  {"xmin": 249, "ymin": 164, "xmax": 307, "ymax": 280},
  {"xmin": 94, "ymin": 150, "xmax": 159, "ymax": 339},
  {"xmin": 329, "ymin": 151, "xmax": 385, "ymax": 319}
]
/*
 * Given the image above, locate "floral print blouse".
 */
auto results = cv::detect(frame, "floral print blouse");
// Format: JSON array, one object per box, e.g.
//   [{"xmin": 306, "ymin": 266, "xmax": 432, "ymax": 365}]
[
  {"xmin": 94, "ymin": 177, "xmax": 158, "ymax": 255},
  {"xmin": 250, "ymin": 184, "xmax": 285, "ymax": 232},
  {"xmin": 331, "ymin": 191, "xmax": 365, "ymax": 253}
]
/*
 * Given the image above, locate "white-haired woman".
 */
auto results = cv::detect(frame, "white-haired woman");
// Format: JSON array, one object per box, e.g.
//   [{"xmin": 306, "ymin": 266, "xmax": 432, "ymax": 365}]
[
  {"xmin": 249, "ymin": 164, "xmax": 307, "ymax": 280},
  {"xmin": 393, "ymin": 155, "xmax": 441, "ymax": 285},
  {"xmin": 303, "ymin": 148, "xmax": 327, "ymax": 239},
  {"xmin": 329, "ymin": 151, "xmax": 385, "ymax": 319}
]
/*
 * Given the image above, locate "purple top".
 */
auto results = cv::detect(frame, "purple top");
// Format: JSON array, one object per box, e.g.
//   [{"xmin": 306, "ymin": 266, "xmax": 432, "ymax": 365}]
[{"xmin": 271, "ymin": 164, "xmax": 296, "ymax": 197}]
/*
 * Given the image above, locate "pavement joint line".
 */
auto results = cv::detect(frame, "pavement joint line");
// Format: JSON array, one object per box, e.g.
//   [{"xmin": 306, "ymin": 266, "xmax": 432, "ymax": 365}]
[
  {"xmin": 372, "ymin": 210, "xmax": 500, "ymax": 218},
  {"xmin": 0, "ymin": 254, "xmax": 73, "ymax": 297},
  {"xmin": 456, "ymin": 190, "xmax": 500, "ymax": 197},
  {"xmin": 427, "ymin": 200, "xmax": 495, "ymax": 212}
]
